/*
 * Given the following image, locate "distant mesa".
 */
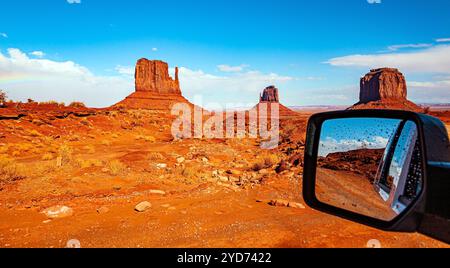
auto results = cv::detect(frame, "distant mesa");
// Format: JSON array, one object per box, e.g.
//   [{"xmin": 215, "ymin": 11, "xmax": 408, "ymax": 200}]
[
  {"xmin": 260, "ymin": 85, "xmax": 280, "ymax": 103},
  {"xmin": 115, "ymin": 58, "xmax": 192, "ymax": 110},
  {"xmin": 350, "ymin": 68, "xmax": 423, "ymax": 112},
  {"xmin": 255, "ymin": 85, "xmax": 298, "ymax": 118}
]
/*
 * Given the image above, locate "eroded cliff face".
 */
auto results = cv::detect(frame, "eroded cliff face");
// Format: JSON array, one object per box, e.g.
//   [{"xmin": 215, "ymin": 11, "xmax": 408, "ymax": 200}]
[
  {"xmin": 260, "ymin": 86, "xmax": 280, "ymax": 103},
  {"xmin": 359, "ymin": 68, "xmax": 407, "ymax": 103},
  {"xmin": 135, "ymin": 59, "xmax": 181, "ymax": 95},
  {"xmin": 351, "ymin": 68, "xmax": 422, "ymax": 112},
  {"xmin": 115, "ymin": 58, "xmax": 190, "ymax": 110}
]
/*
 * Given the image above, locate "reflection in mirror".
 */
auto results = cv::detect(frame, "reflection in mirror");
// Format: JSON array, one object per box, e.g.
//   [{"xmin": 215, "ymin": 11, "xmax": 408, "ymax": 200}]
[{"xmin": 316, "ymin": 118, "xmax": 423, "ymax": 221}]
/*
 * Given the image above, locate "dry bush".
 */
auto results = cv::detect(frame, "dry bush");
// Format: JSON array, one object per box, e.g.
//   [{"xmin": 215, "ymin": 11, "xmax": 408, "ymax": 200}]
[
  {"xmin": 107, "ymin": 160, "xmax": 127, "ymax": 176},
  {"xmin": 41, "ymin": 153, "xmax": 54, "ymax": 161},
  {"xmin": 101, "ymin": 140, "xmax": 111, "ymax": 146},
  {"xmin": 69, "ymin": 102, "xmax": 86, "ymax": 108},
  {"xmin": 76, "ymin": 158, "xmax": 103, "ymax": 169},
  {"xmin": 80, "ymin": 118, "xmax": 91, "ymax": 126},
  {"xmin": 58, "ymin": 144, "xmax": 73, "ymax": 166},
  {"xmin": 148, "ymin": 152, "xmax": 164, "ymax": 161},
  {"xmin": 28, "ymin": 130, "xmax": 42, "ymax": 137},
  {"xmin": 251, "ymin": 153, "xmax": 280, "ymax": 171},
  {"xmin": 135, "ymin": 135, "xmax": 156, "ymax": 143},
  {"xmin": 0, "ymin": 156, "xmax": 26, "ymax": 185}
]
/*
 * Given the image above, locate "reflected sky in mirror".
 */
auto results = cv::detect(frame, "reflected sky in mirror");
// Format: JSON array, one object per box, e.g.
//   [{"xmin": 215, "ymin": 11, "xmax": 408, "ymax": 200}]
[{"xmin": 319, "ymin": 118, "xmax": 402, "ymax": 157}]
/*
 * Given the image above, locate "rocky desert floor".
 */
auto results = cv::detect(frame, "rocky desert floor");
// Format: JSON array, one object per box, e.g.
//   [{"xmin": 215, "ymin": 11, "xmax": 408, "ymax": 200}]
[{"xmin": 0, "ymin": 103, "xmax": 448, "ymax": 248}]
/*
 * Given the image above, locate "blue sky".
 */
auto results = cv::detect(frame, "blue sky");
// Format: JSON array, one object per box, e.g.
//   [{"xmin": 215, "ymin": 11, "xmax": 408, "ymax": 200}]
[{"xmin": 1, "ymin": 0, "xmax": 450, "ymax": 107}]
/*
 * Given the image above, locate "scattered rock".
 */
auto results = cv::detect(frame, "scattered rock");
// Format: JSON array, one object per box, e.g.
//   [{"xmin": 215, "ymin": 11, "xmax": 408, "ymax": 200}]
[
  {"xmin": 226, "ymin": 169, "xmax": 242, "ymax": 176},
  {"xmin": 156, "ymin": 163, "xmax": 167, "ymax": 169},
  {"xmin": 269, "ymin": 199, "xmax": 290, "ymax": 207},
  {"xmin": 288, "ymin": 202, "xmax": 305, "ymax": 209},
  {"xmin": 258, "ymin": 169, "xmax": 269, "ymax": 175},
  {"xmin": 176, "ymin": 157, "xmax": 185, "ymax": 164},
  {"xmin": 97, "ymin": 206, "xmax": 109, "ymax": 214},
  {"xmin": 275, "ymin": 160, "xmax": 290, "ymax": 174},
  {"xmin": 149, "ymin": 189, "xmax": 166, "ymax": 195},
  {"xmin": 42, "ymin": 205, "xmax": 74, "ymax": 219},
  {"xmin": 135, "ymin": 201, "xmax": 152, "ymax": 212},
  {"xmin": 268, "ymin": 199, "xmax": 306, "ymax": 209},
  {"xmin": 201, "ymin": 157, "xmax": 209, "ymax": 163}
]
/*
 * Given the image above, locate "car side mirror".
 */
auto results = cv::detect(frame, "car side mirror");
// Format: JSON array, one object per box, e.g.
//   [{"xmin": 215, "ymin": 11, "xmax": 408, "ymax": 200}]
[{"xmin": 302, "ymin": 110, "xmax": 450, "ymax": 244}]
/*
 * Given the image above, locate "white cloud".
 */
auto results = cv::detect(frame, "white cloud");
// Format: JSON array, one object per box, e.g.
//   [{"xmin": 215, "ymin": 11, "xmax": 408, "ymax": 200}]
[
  {"xmin": 0, "ymin": 48, "xmax": 132, "ymax": 107},
  {"xmin": 367, "ymin": 0, "xmax": 382, "ymax": 4},
  {"xmin": 319, "ymin": 136, "xmax": 388, "ymax": 157},
  {"xmin": 0, "ymin": 33, "xmax": 7, "ymax": 38},
  {"xmin": 115, "ymin": 65, "xmax": 134, "ymax": 75},
  {"xmin": 67, "ymin": 0, "xmax": 81, "ymax": 4},
  {"xmin": 326, "ymin": 45, "xmax": 450, "ymax": 74},
  {"xmin": 152, "ymin": 47, "xmax": 158, "ymax": 52},
  {"xmin": 436, "ymin": 38, "xmax": 450, "ymax": 43},
  {"xmin": 387, "ymin": 43, "xmax": 432, "ymax": 51},
  {"xmin": 217, "ymin": 64, "xmax": 249, "ymax": 73},
  {"xmin": 29, "ymin": 51, "xmax": 45, "ymax": 58}
]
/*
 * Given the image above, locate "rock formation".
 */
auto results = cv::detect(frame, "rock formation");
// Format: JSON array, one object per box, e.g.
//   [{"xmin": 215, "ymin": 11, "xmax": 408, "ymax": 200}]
[
  {"xmin": 253, "ymin": 85, "xmax": 297, "ymax": 118},
  {"xmin": 115, "ymin": 58, "xmax": 192, "ymax": 110},
  {"xmin": 351, "ymin": 68, "xmax": 422, "ymax": 112},
  {"xmin": 260, "ymin": 86, "xmax": 280, "ymax": 103},
  {"xmin": 359, "ymin": 68, "xmax": 407, "ymax": 103},
  {"xmin": 135, "ymin": 59, "xmax": 181, "ymax": 95}
]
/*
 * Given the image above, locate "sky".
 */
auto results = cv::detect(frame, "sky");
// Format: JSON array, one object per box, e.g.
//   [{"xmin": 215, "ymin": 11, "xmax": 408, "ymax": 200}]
[
  {"xmin": 1, "ymin": 0, "xmax": 450, "ymax": 108},
  {"xmin": 318, "ymin": 118, "xmax": 400, "ymax": 156}
]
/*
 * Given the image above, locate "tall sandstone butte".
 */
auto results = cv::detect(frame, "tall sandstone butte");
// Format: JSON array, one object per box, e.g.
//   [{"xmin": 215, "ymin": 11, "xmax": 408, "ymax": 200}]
[
  {"xmin": 351, "ymin": 68, "xmax": 422, "ymax": 112},
  {"xmin": 359, "ymin": 68, "xmax": 407, "ymax": 103},
  {"xmin": 135, "ymin": 59, "xmax": 181, "ymax": 95},
  {"xmin": 116, "ymin": 59, "xmax": 191, "ymax": 110},
  {"xmin": 260, "ymin": 85, "xmax": 280, "ymax": 103}
]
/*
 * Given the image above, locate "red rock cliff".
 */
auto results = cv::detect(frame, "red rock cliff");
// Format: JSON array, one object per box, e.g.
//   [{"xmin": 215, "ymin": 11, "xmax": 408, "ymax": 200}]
[
  {"xmin": 260, "ymin": 86, "xmax": 280, "ymax": 103},
  {"xmin": 135, "ymin": 59, "xmax": 181, "ymax": 95},
  {"xmin": 359, "ymin": 68, "xmax": 407, "ymax": 103}
]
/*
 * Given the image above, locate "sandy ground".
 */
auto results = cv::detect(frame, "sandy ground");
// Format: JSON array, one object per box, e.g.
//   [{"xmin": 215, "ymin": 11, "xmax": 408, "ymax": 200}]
[{"xmin": 0, "ymin": 105, "xmax": 448, "ymax": 248}]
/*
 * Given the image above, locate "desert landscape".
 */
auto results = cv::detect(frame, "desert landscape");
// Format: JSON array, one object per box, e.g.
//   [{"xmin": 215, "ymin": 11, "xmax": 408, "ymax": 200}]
[{"xmin": 0, "ymin": 59, "xmax": 449, "ymax": 248}]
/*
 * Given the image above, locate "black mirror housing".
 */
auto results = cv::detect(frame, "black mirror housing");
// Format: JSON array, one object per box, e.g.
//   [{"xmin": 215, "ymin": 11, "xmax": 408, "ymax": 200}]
[{"xmin": 302, "ymin": 109, "xmax": 450, "ymax": 243}]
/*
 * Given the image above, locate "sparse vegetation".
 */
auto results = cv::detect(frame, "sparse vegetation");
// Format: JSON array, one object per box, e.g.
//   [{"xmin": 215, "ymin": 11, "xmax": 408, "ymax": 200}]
[
  {"xmin": 58, "ymin": 144, "xmax": 73, "ymax": 166},
  {"xmin": 0, "ymin": 90, "xmax": 6, "ymax": 108},
  {"xmin": 0, "ymin": 156, "xmax": 26, "ymax": 185},
  {"xmin": 251, "ymin": 152, "xmax": 280, "ymax": 171},
  {"xmin": 69, "ymin": 102, "xmax": 86, "ymax": 108},
  {"xmin": 107, "ymin": 160, "xmax": 127, "ymax": 176},
  {"xmin": 41, "ymin": 153, "xmax": 54, "ymax": 161}
]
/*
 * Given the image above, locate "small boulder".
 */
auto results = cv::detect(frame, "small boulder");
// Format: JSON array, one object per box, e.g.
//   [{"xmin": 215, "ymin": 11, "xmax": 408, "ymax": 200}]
[
  {"xmin": 42, "ymin": 205, "xmax": 73, "ymax": 219},
  {"xmin": 97, "ymin": 206, "xmax": 109, "ymax": 214},
  {"xmin": 176, "ymin": 157, "xmax": 185, "ymax": 164},
  {"xmin": 135, "ymin": 201, "xmax": 152, "ymax": 212},
  {"xmin": 149, "ymin": 189, "xmax": 166, "ymax": 195}
]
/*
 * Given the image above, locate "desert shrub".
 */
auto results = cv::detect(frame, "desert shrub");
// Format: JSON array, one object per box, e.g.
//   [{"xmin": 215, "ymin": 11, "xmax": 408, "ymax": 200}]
[
  {"xmin": 107, "ymin": 160, "xmax": 127, "ymax": 176},
  {"xmin": 111, "ymin": 133, "xmax": 119, "ymax": 139},
  {"xmin": 28, "ymin": 130, "xmax": 42, "ymax": 137},
  {"xmin": 251, "ymin": 153, "xmax": 280, "ymax": 171},
  {"xmin": 41, "ymin": 153, "xmax": 54, "ymax": 161},
  {"xmin": 80, "ymin": 118, "xmax": 91, "ymax": 126},
  {"xmin": 40, "ymin": 100, "xmax": 59, "ymax": 105},
  {"xmin": 101, "ymin": 140, "xmax": 111, "ymax": 146},
  {"xmin": 148, "ymin": 152, "xmax": 164, "ymax": 161},
  {"xmin": 58, "ymin": 144, "xmax": 73, "ymax": 166},
  {"xmin": 0, "ymin": 90, "xmax": 6, "ymax": 108},
  {"xmin": 135, "ymin": 135, "xmax": 156, "ymax": 143},
  {"xmin": 69, "ymin": 102, "xmax": 86, "ymax": 108},
  {"xmin": 0, "ymin": 156, "xmax": 26, "ymax": 184},
  {"xmin": 76, "ymin": 159, "xmax": 103, "ymax": 169}
]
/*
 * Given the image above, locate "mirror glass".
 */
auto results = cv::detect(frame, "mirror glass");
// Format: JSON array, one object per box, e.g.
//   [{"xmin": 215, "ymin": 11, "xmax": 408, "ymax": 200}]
[{"xmin": 316, "ymin": 118, "xmax": 423, "ymax": 221}]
